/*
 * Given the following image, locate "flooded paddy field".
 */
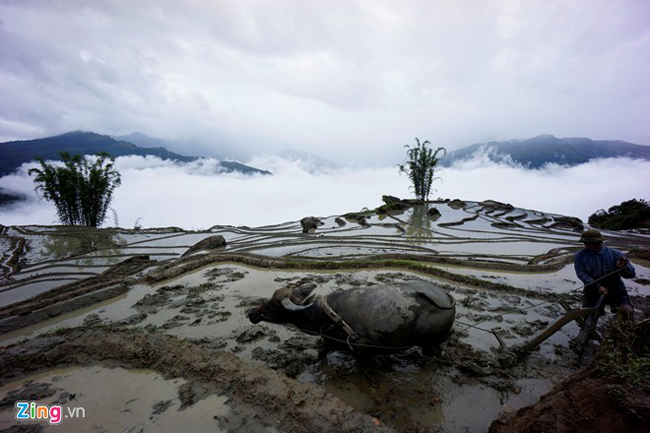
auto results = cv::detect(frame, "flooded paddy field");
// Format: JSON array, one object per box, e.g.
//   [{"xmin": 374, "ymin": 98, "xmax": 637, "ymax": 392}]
[{"xmin": 1, "ymin": 198, "xmax": 649, "ymax": 432}]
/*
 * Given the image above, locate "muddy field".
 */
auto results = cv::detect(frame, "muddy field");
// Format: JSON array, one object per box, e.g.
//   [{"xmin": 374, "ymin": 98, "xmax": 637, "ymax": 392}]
[{"xmin": 1, "ymin": 199, "xmax": 649, "ymax": 432}]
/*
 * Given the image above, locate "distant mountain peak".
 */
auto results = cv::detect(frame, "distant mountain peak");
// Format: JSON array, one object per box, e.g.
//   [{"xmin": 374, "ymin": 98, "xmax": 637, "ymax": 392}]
[
  {"xmin": 0, "ymin": 131, "xmax": 271, "ymax": 176},
  {"xmin": 442, "ymin": 135, "xmax": 650, "ymax": 169}
]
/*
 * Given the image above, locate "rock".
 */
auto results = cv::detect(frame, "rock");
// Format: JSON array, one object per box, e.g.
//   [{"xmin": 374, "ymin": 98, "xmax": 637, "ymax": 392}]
[
  {"xmin": 181, "ymin": 235, "xmax": 226, "ymax": 257},
  {"xmin": 448, "ymin": 199, "xmax": 466, "ymax": 210},
  {"xmin": 481, "ymin": 200, "xmax": 515, "ymax": 212},
  {"xmin": 377, "ymin": 195, "xmax": 412, "ymax": 214},
  {"xmin": 428, "ymin": 207, "xmax": 441, "ymax": 220},
  {"xmin": 300, "ymin": 216, "xmax": 323, "ymax": 233},
  {"xmin": 549, "ymin": 216, "xmax": 584, "ymax": 232},
  {"xmin": 344, "ymin": 213, "xmax": 370, "ymax": 227}
]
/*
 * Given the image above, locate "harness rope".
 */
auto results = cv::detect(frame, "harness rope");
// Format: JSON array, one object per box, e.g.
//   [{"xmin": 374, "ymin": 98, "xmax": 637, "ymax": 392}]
[
  {"xmin": 454, "ymin": 265, "xmax": 628, "ymax": 336},
  {"xmin": 276, "ymin": 264, "xmax": 629, "ymax": 353}
]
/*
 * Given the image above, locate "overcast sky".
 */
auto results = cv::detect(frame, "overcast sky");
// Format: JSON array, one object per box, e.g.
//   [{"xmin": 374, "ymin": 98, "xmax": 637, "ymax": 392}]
[{"xmin": 1, "ymin": 0, "xmax": 649, "ymax": 165}]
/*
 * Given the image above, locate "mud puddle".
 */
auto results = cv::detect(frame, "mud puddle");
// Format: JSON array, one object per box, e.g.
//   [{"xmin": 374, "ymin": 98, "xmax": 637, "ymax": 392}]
[
  {"xmin": 0, "ymin": 365, "xmax": 229, "ymax": 432},
  {"xmin": 1, "ymin": 264, "xmax": 583, "ymax": 431}
]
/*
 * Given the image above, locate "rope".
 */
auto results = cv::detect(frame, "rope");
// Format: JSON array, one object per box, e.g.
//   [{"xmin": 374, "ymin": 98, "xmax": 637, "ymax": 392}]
[
  {"xmin": 454, "ymin": 265, "xmax": 628, "ymax": 336},
  {"xmin": 281, "ymin": 264, "xmax": 630, "ymax": 351},
  {"xmin": 292, "ymin": 324, "xmax": 414, "ymax": 351}
]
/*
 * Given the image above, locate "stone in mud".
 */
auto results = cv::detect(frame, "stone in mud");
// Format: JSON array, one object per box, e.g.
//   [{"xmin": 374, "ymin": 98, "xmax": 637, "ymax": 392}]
[
  {"xmin": 181, "ymin": 235, "xmax": 226, "ymax": 257},
  {"xmin": 300, "ymin": 216, "xmax": 323, "ymax": 233}
]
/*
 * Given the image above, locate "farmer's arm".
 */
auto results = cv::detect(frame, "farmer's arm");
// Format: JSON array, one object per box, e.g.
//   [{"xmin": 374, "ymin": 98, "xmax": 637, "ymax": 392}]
[{"xmin": 614, "ymin": 251, "xmax": 636, "ymax": 279}]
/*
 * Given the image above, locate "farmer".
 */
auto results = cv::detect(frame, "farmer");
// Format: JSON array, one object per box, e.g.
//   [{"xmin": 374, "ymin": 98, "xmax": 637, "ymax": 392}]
[{"xmin": 574, "ymin": 229, "xmax": 636, "ymax": 321}]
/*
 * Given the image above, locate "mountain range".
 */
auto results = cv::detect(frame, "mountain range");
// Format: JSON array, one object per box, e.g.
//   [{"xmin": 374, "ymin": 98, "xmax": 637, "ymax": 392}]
[
  {"xmin": 0, "ymin": 131, "xmax": 271, "ymax": 177},
  {"xmin": 2, "ymin": 132, "xmax": 649, "ymax": 179},
  {"xmin": 440, "ymin": 134, "xmax": 650, "ymax": 168}
]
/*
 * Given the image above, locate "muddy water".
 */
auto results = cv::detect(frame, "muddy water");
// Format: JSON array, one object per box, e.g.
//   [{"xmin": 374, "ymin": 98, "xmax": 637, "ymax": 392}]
[
  {"xmin": 0, "ymin": 365, "xmax": 229, "ymax": 432},
  {"xmin": 0, "ymin": 264, "xmax": 581, "ymax": 431}
]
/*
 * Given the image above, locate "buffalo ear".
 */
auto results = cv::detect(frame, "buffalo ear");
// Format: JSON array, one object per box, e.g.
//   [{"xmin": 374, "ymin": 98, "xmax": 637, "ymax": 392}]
[{"xmin": 290, "ymin": 282, "xmax": 317, "ymax": 305}]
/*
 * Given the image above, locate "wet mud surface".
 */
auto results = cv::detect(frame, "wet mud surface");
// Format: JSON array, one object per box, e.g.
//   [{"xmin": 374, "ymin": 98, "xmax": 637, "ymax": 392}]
[{"xmin": 1, "ymin": 200, "xmax": 650, "ymax": 432}]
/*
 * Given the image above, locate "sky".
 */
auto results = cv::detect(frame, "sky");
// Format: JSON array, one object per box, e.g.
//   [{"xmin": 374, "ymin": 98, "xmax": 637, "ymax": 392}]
[
  {"xmin": 1, "ymin": 154, "xmax": 648, "ymax": 229},
  {"xmin": 1, "ymin": 0, "xmax": 650, "ymax": 165}
]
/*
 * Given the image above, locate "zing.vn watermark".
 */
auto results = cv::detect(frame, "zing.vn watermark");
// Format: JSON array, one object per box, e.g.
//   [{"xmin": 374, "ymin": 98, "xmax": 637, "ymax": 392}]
[{"xmin": 15, "ymin": 401, "xmax": 85, "ymax": 425}]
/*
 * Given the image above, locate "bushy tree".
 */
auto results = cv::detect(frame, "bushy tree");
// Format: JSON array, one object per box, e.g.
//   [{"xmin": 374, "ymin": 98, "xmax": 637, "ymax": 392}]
[
  {"xmin": 29, "ymin": 152, "xmax": 121, "ymax": 227},
  {"xmin": 399, "ymin": 138, "xmax": 446, "ymax": 201},
  {"xmin": 588, "ymin": 199, "xmax": 650, "ymax": 230}
]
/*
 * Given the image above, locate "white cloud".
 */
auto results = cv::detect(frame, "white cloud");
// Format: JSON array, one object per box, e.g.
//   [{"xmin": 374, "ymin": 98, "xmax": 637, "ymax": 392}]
[
  {"xmin": 0, "ymin": 1, "xmax": 649, "ymax": 164},
  {"xmin": 1, "ymin": 155, "xmax": 648, "ymax": 229}
]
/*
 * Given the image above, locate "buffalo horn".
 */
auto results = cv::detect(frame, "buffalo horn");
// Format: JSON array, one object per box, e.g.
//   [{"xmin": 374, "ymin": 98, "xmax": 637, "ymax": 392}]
[{"xmin": 281, "ymin": 298, "xmax": 312, "ymax": 311}]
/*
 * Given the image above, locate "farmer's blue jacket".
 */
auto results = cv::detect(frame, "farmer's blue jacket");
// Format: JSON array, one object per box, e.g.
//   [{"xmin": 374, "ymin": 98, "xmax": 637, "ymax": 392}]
[{"xmin": 574, "ymin": 245, "xmax": 635, "ymax": 292}]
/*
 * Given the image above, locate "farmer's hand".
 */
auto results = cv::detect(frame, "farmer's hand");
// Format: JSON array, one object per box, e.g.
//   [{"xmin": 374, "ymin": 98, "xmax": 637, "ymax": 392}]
[
  {"xmin": 598, "ymin": 286, "xmax": 608, "ymax": 296},
  {"xmin": 616, "ymin": 257, "xmax": 628, "ymax": 268}
]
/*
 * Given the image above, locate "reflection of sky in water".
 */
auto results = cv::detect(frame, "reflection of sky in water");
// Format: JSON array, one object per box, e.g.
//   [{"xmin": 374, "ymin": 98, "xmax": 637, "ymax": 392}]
[
  {"xmin": 0, "ymin": 366, "xmax": 230, "ymax": 433},
  {"xmin": 2, "ymin": 200, "xmax": 648, "ymax": 433},
  {"xmin": 2, "ymin": 201, "xmax": 648, "ymax": 314},
  {"xmin": 0, "ymin": 263, "xmax": 620, "ymax": 431},
  {"xmin": 0, "ymin": 279, "xmax": 80, "ymax": 307}
]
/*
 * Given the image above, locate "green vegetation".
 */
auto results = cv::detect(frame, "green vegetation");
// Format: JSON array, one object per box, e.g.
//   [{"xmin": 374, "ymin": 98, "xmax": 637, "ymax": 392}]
[
  {"xmin": 596, "ymin": 320, "xmax": 650, "ymax": 391},
  {"xmin": 588, "ymin": 199, "xmax": 650, "ymax": 230},
  {"xmin": 399, "ymin": 138, "xmax": 446, "ymax": 201},
  {"xmin": 29, "ymin": 152, "xmax": 121, "ymax": 227}
]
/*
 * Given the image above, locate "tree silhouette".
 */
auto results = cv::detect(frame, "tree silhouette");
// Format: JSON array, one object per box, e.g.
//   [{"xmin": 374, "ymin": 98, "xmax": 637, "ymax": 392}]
[
  {"xmin": 29, "ymin": 152, "xmax": 121, "ymax": 227},
  {"xmin": 399, "ymin": 138, "xmax": 446, "ymax": 201}
]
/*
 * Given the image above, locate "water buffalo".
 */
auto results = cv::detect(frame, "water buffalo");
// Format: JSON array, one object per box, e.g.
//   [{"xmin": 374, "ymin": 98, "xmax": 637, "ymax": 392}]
[{"xmin": 248, "ymin": 280, "xmax": 456, "ymax": 357}]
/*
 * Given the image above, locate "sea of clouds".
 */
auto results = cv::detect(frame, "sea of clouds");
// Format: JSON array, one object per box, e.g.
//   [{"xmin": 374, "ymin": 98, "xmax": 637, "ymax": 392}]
[{"xmin": 1, "ymin": 154, "xmax": 649, "ymax": 230}]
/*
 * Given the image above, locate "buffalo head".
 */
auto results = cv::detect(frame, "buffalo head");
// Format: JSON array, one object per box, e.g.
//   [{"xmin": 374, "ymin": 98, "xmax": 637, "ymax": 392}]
[{"xmin": 248, "ymin": 282, "xmax": 317, "ymax": 324}]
